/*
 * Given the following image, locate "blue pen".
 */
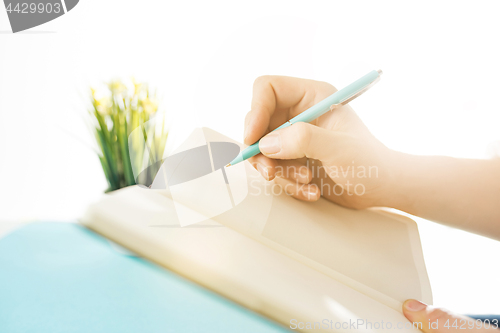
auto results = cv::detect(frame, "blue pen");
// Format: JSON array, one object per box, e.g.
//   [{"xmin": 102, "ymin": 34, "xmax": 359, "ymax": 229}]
[{"xmin": 227, "ymin": 69, "xmax": 383, "ymax": 167}]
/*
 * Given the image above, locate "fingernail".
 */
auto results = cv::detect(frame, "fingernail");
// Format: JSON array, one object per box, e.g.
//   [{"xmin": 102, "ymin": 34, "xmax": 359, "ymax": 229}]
[
  {"xmin": 256, "ymin": 163, "xmax": 270, "ymax": 181},
  {"xmin": 259, "ymin": 133, "xmax": 281, "ymax": 154},
  {"xmin": 302, "ymin": 188, "xmax": 318, "ymax": 200},
  {"xmin": 404, "ymin": 300, "xmax": 427, "ymax": 312}
]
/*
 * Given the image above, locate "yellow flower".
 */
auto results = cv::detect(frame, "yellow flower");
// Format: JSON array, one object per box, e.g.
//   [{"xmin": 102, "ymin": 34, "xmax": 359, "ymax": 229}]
[
  {"xmin": 95, "ymin": 97, "xmax": 111, "ymax": 115},
  {"xmin": 108, "ymin": 80, "xmax": 126, "ymax": 95},
  {"xmin": 141, "ymin": 98, "xmax": 158, "ymax": 114}
]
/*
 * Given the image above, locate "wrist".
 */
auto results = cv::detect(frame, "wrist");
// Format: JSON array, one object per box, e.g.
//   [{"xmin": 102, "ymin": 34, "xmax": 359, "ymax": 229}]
[{"xmin": 379, "ymin": 150, "xmax": 416, "ymax": 211}]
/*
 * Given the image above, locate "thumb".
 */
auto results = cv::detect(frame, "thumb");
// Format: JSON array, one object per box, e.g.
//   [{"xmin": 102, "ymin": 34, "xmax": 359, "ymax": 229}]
[
  {"xmin": 403, "ymin": 299, "xmax": 494, "ymax": 332},
  {"xmin": 259, "ymin": 122, "xmax": 343, "ymax": 161}
]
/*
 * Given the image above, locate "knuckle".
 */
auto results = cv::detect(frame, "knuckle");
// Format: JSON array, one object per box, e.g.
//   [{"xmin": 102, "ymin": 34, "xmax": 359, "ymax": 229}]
[{"xmin": 253, "ymin": 75, "xmax": 273, "ymax": 87}]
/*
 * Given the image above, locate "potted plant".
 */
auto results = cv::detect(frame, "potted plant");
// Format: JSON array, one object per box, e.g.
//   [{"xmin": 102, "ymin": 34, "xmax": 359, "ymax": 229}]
[{"xmin": 89, "ymin": 79, "xmax": 169, "ymax": 192}]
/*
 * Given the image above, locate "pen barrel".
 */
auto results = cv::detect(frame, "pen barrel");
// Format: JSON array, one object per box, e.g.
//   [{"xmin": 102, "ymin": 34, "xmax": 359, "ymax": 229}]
[
  {"xmin": 242, "ymin": 142, "xmax": 263, "ymax": 161},
  {"xmin": 290, "ymin": 70, "xmax": 380, "ymax": 124}
]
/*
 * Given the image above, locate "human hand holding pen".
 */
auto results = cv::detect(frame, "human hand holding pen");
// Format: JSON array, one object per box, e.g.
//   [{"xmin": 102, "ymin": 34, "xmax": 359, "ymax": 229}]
[{"xmin": 244, "ymin": 75, "xmax": 397, "ymax": 209}]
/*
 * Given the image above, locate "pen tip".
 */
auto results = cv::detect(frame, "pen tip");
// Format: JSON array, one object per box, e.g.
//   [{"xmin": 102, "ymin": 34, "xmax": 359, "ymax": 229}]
[
  {"xmin": 377, "ymin": 69, "xmax": 383, "ymax": 75},
  {"xmin": 226, "ymin": 163, "xmax": 231, "ymax": 167}
]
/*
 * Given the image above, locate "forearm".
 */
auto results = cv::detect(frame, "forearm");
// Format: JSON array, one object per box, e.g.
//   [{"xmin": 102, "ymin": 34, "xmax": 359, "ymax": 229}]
[{"xmin": 386, "ymin": 152, "xmax": 500, "ymax": 239}]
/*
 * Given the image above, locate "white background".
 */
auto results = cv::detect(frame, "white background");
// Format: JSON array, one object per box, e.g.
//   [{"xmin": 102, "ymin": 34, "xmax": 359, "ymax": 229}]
[{"xmin": 1, "ymin": 0, "xmax": 500, "ymax": 315}]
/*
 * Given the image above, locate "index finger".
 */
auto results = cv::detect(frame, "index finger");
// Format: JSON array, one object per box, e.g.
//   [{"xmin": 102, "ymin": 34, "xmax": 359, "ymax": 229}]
[{"xmin": 244, "ymin": 76, "xmax": 311, "ymax": 145}]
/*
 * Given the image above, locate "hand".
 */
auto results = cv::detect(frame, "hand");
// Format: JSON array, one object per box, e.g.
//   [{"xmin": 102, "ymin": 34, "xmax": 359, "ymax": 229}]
[
  {"xmin": 403, "ymin": 300, "xmax": 498, "ymax": 332},
  {"xmin": 244, "ymin": 75, "xmax": 398, "ymax": 209}
]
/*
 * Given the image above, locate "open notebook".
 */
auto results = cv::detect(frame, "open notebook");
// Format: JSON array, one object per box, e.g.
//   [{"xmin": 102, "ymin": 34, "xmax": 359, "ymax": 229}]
[{"xmin": 81, "ymin": 128, "xmax": 432, "ymax": 333}]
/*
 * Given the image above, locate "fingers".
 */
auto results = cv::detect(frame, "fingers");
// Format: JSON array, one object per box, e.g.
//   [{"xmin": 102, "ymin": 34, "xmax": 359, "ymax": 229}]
[
  {"xmin": 245, "ymin": 76, "xmax": 306, "ymax": 145},
  {"xmin": 250, "ymin": 155, "xmax": 311, "ymax": 183},
  {"xmin": 250, "ymin": 153, "xmax": 318, "ymax": 202},
  {"xmin": 249, "ymin": 154, "xmax": 278, "ymax": 181},
  {"xmin": 244, "ymin": 76, "xmax": 335, "ymax": 145},
  {"xmin": 402, "ymin": 300, "xmax": 495, "ymax": 332},
  {"xmin": 256, "ymin": 156, "xmax": 318, "ymax": 201},
  {"xmin": 259, "ymin": 122, "xmax": 344, "ymax": 162},
  {"xmin": 244, "ymin": 109, "xmax": 271, "ymax": 146},
  {"xmin": 274, "ymin": 160, "xmax": 312, "ymax": 184},
  {"xmin": 274, "ymin": 176, "xmax": 320, "ymax": 201}
]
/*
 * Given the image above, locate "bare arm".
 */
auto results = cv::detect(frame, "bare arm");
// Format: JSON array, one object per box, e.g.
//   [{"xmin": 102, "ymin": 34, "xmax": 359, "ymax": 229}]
[{"xmin": 388, "ymin": 153, "xmax": 500, "ymax": 239}]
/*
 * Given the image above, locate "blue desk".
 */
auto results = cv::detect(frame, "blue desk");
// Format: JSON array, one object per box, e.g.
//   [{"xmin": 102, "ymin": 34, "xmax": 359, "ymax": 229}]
[{"xmin": 0, "ymin": 223, "xmax": 291, "ymax": 333}]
